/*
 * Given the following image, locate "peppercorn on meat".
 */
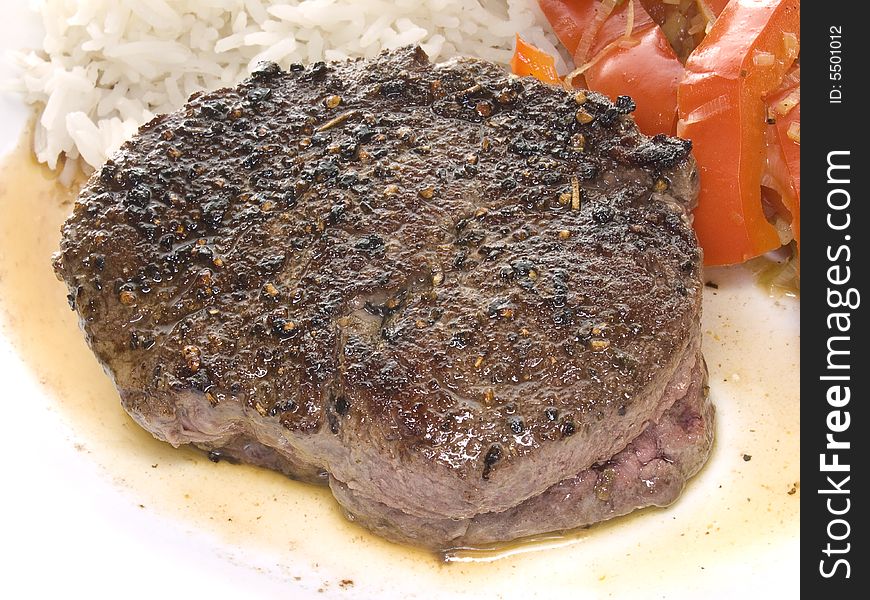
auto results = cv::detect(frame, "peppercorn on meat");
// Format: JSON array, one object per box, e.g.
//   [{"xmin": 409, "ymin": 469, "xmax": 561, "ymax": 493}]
[{"xmin": 54, "ymin": 47, "xmax": 712, "ymax": 549}]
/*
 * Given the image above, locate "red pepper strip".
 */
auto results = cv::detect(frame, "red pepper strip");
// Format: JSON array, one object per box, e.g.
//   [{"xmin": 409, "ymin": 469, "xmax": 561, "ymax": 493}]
[
  {"xmin": 537, "ymin": 0, "xmax": 607, "ymax": 63},
  {"xmin": 584, "ymin": 23, "xmax": 685, "ymax": 134},
  {"xmin": 538, "ymin": 0, "xmax": 684, "ymax": 135},
  {"xmin": 510, "ymin": 34, "xmax": 562, "ymax": 85},
  {"xmin": 767, "ymin": 72, "xmax": 800, "ymax": 198},
  {"xmin": 765, "ymin": 122, "xmax": 800, "ymax": 259},
  {"xmin": 765, "ymin": 71, "xmax": 800, "ymax": 256},
  {"xmin": 677, "ymin": 0, "xmax": 800, "ymax": 265},
  {"xmin": 776, "ymin": 98, "xmax": 800, "ymax": 197}
]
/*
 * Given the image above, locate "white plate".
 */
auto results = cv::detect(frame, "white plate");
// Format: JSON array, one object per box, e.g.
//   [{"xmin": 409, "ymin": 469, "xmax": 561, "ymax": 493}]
[{"xmin": 0, "ymin": 5, "xmax": 799, "ymax": 598}]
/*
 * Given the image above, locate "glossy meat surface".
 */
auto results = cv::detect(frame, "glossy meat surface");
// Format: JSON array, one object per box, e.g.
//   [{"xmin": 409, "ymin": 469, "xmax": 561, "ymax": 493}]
[{"xmin": 55, "ymin": 47, "xmax": 707, "ymax": 546}]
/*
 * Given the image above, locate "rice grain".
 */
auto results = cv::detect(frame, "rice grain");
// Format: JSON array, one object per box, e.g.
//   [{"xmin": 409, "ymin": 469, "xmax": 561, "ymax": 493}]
[{"xmin": 11, "ymin": 0, "xmax": 563, "ymax": 172}]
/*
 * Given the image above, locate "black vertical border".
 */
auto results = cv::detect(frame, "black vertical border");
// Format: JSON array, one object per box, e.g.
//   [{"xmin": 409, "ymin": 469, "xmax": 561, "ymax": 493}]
[{"xmin": 802, "ymin": 2, "xmax": 866, "ymax": 593}]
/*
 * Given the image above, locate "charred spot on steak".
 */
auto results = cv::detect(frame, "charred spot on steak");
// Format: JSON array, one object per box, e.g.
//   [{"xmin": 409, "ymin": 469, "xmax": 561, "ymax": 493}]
[{"xmin": 54, "ymin": 46, "xmax": 712, "ymax": 550}]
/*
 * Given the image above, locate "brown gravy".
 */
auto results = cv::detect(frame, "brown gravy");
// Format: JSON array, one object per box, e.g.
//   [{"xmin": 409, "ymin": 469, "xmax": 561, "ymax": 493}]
[{"xmin": 0, "ymin": 135, "xmax": 800, "ymax": 596}]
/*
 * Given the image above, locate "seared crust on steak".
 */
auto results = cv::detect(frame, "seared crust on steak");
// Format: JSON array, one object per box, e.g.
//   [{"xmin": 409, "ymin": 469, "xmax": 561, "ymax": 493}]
[
  {"xmin": 333, "ymin": 351, "xmax": 711, "ymax": 549},
  {"xmin": 54, "ymin": 47, "xmax": 708, "ymax": 547}
]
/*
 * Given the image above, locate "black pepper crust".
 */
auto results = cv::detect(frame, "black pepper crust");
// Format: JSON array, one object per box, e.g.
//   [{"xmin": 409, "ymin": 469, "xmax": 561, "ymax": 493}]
[{"xmin": 55, "ymin": 47, "xmax": 702, "ymax": 520}]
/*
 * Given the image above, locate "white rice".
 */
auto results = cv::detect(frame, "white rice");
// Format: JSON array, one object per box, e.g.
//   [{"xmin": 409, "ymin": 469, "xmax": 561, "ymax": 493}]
[{"xmin": 10, "ymin": 0, "xmax": 564, "ymax": 176}]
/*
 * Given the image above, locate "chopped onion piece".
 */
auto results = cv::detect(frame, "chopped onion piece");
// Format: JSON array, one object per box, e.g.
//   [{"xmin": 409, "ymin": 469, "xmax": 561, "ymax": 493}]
[
  {"xmin": 782, "ymin": 32, "xmax": 799, "ymax": 59},
  {"xmin": 681, "ymin": 93, "xmax": 729, "ymax": 126},
  {"xmin": 787, "ymin": 121, "xmax": 800, "ymax": 144},
  {"xmin": 773, "ymin": 214, "xmax": 794, "ymax": 246},
  {"xmin": 774, "ymin": 88, "xmax": 800, "ymax": 116},
  {"xmin": 572, "ymin": 0, "xmax": 618, "ymax": 67},
  {"xmin": 566, "ymin": 31, "xmax": 642, "ymax": 84},
  {"xmin": 617, "ymin": 37, "xmax": 641, "ymax": 49},
  {"xmin": 747, "ymin": 250, "xmax": 800, "ymax": 295},
  {"xmin": 695, "ymin": 0, "xmax": 716, "ymax": 33},
  {"xmin": 688, "ymin": 14, "xmax": 707, "ymax": 35},
  {"xmin": 625, "ymin": 0, "xmax": 635, "ymax": 39},
  {"xmin": 753, "ymin": 50, "xmax": 775, "ymax": 66},
  {"xmin": 780, "ymin": 66, "xmax": 801, "ymax": 89}
]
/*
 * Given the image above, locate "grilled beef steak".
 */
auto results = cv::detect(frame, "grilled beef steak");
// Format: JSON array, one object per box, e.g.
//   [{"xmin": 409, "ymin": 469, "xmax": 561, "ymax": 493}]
[{"xmin": 55, "ymin": 47, "xmax": 712, "ymax": 549}]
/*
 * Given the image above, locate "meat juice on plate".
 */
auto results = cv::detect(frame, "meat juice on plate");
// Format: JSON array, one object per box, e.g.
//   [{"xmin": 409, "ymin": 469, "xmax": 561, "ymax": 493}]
[
  {"xmin": 0, "ymin": 135, "xmax": 798, "ymax": 597},
  {"xmin": 53, "ymin": 50, "xmax": 710, "ymax": 551}
]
